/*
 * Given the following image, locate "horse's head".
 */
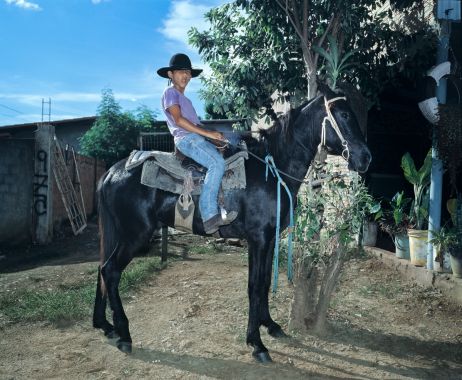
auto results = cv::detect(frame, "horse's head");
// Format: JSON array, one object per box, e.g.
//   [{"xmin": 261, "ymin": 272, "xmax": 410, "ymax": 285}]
[{"xmin": 317, "ymin": 87, "xmax": 372, "ymax": 173}]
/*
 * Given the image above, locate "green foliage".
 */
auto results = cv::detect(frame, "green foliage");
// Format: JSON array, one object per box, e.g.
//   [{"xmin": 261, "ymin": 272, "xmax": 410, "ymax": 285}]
[
  {"xmin": 204, "ymin": 100, "xmax": 230, "ymax": 120},
  {"xmin": 379, "ymin": 191, "xmax": 412, "ymax": 236},
  {"xmin": 312, "ymin": 35, "xmax": 359, "ymax": 90},
  {"xmin": 446, "ymin": 197, "xmax": 462, "ymax": 258},
  {"xmin": 134, "ymin": 105, "xmax": 160, "ymax": 132},
  {"xmin": 189, "ymin": 0, "xmax": 437, "ymax": 118},
  {"xmin": 190, "ymin": 1, "xmax": 305, "ymax": 121},
  {"xmin": 401, "ymin": 149, "xmax": 432, "ymax": 230},
  {"xmin": 295, "ymin": 173, "xmax": 376, "ymax": 262},
  {"xmin": 436, "ymin": 104, "xmax": 462, "ymax": 192},
  {"xmin": 429, "ymin": 226, "xmax": 458, "ymax": 253},
  {"xmin": 79, "ymin": 89, "xmax": 158, "ymax": 166}
]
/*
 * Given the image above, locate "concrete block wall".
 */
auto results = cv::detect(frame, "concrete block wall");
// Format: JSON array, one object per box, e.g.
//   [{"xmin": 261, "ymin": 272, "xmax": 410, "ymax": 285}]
[{"xmin": 0, "ymin": 139, "xmax": 34, "ymax": 245}]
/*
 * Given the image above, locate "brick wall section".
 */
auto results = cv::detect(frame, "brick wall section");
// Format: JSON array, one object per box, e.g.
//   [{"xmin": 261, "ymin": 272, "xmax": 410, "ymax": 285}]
[{"xmin": 52, "ymin": 151, "xmax": 106, "ymax": 226}]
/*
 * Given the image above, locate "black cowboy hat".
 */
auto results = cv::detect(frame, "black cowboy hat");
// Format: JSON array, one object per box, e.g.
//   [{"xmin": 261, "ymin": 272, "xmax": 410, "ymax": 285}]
[{"xmin": 157, "ymin": 53, "xmax": 203, "ymax": 78}]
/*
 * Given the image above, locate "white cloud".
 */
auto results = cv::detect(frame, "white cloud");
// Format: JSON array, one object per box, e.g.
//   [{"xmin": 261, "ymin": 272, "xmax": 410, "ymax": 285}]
[
  {"xmin": 159, "ymin": 0, "xmax": 215, "ymax": 49},
  {"xmin": 91, "ymin": 0, "xmax": 110, "ymax": 4},
  {"xmin": 5, "ymin": 0, "xmax": 42, "ymax": 11}
]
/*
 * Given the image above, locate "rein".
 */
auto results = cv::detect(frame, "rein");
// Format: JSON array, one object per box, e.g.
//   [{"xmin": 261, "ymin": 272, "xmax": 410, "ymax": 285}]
[{"xmin": 264, "ymin": 155, "xmax": 294, "ymax": 292}]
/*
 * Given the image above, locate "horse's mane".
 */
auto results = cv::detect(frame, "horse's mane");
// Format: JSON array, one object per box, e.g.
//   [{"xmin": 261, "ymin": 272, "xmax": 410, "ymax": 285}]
[{"xmin": 244, "ymin": 96, "xmax": 320, "ymax": 158}]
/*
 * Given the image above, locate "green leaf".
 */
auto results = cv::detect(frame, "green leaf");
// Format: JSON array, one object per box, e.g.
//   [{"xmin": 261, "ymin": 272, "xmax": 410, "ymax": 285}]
[
  {"xmin": 401, "ymin": 152, "xmax": 419, "ymax": 185},
  {"xmin": 417, "ymin": 149, "xmax": 432, "ymax": 188},
  {"xmin": 327, "ymin": 34, "xmax": 339, "ymax": 68}
]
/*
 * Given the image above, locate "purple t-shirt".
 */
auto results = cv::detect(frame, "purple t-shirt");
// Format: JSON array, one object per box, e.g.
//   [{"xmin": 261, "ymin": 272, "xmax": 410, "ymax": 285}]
[{"xmin": 161, "ymin": 86, "xmax": 201, "ymax": 142}]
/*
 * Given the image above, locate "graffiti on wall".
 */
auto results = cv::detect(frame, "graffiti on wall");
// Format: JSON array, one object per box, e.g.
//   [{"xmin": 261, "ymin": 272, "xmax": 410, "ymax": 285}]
[{"xmin": 33, "ymin": 149, "xmax": 48, "ymax": 216}]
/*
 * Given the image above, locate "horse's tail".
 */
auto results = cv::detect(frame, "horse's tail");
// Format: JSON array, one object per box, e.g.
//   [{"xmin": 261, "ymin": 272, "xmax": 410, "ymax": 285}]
[{"xmin": 97, "ymin": 172, "xmax": 118, "ymax": 265}]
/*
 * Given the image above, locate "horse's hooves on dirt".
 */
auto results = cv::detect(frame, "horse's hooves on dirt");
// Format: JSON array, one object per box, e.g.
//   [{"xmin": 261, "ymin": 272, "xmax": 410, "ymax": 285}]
[
  {"xmin": 253, "ymin": 351, "xmax": 272, "ymax": 363},
  {"xmin": 117, "ymin": 341, "xmax": 132, "ymax": 354}
]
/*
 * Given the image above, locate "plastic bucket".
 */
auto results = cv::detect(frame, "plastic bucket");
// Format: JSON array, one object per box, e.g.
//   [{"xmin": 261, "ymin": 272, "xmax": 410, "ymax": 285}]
[
  {"xmin": 408, "ymin": 229, "xmax": 428, "ymax": 267},
  {"xmin": 362, "ymin": 221, "xmax": 378, "ymax": 247},
  {"xmin": 394, "ymin": 233, "xmax": 410, "ymax": 260}
]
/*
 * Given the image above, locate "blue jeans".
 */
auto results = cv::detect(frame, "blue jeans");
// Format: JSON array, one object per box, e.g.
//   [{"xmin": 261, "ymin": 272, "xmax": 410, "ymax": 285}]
[{"xmin": 176, "ymin": 133, "xmax": 225, "ymax": 222}]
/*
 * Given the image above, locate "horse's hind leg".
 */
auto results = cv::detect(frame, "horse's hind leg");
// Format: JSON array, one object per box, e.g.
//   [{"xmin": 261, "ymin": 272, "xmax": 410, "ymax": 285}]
[
  {"xmin": 101, "ymin": 244, "xmax": 133, "ymax": 353},
  {"xmin": 93, "ymin": 266, "xmax": 117, "ymax": 338}
]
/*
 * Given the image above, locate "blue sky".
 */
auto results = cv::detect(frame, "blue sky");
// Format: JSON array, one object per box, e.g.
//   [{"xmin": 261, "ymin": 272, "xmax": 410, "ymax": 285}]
[{"xmin": 0, "ymin": 0, "xmax": 226, "ymax": 126}]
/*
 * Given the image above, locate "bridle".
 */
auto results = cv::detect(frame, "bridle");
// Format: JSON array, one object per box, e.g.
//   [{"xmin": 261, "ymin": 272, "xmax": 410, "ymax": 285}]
[
  {"xmin": 320, "ymin": 96, "xmax": 349, "ymax": 161},
  {"xmin": 295, "ymin": 95, "xmax": 349, "ymax": 168}
]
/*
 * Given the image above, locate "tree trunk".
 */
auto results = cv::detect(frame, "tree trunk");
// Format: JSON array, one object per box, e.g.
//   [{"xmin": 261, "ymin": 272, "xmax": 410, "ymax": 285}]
[
  {"xmin": 288, "ymin": 254, "xmax": 318, "ymax": 332},
  {"xmin": 289, "ymin": 238, "xmax": 346, "ymax": 335},
  {"xmin": 312, "ymin": 243, "xmax": 344, "ymax": 334},
  {"xmin": 300, "ymin": 45, "xmax": 317, "ymax": 100},
  {"xmin": 306, "ymin": 67, "xmax": 317, "ymax": 100}
]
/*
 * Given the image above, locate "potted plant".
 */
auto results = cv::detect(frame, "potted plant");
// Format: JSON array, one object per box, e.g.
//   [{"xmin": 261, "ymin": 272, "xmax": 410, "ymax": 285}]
[
  {"xmin": 379, "ymin": 191, "xmax": 412, "ymax": 259},
  {"xmin": 362, "ymin": 200, "xmax": 382, "ymax": 247},
  {"xmin": 429, "ymin": 225, "xmax": 457, "ymax": 272},
  {"xmin": 401, "ymin": 149, "xmax": 431, "ymax": 266}
]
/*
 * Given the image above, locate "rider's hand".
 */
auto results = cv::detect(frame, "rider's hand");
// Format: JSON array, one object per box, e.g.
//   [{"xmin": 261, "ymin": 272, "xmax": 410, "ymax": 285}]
[{"xmin": 207, "ymin": 131, "xmax": 224, "ymax": 141}]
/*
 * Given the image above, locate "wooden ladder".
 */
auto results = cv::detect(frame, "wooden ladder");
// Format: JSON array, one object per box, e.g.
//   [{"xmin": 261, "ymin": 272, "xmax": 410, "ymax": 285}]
[{"xmin": 52, "ymin": 136, "xmax": 87, "ymax": 235}]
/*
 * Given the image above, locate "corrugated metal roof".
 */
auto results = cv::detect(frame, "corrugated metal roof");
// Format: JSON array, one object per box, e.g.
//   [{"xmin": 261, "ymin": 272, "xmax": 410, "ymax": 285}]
[{"xmin": 0, "ymin": 116, "xmax": 98, "ymax": 131}]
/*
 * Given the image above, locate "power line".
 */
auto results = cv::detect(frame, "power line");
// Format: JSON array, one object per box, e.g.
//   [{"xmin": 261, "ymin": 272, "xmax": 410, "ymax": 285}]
[
  {"xmin": 0, "ymin": 103, "xmax": 24, "ymax": 114},
  {"xmin": 0, "ymin": 111, "xmax": 15, "ymax": 117}
]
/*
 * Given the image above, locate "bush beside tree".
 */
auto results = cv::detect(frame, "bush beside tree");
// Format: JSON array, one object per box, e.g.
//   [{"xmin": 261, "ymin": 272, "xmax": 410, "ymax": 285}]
[{"xmin": 79, "ymin": 89, "xmax": 159, "ymax": 166}]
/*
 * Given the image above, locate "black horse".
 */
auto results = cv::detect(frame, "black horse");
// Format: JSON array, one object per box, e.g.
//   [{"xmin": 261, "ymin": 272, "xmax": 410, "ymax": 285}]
[{"xmin": 92, "ymin": 89, "xmax": 371, "ymax": 363}]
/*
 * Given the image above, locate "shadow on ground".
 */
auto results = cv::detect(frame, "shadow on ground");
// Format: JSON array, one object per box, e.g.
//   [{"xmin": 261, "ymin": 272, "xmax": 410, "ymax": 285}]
[
  {"xmin": 131, "ymin": 346, "xmax": 342, "ymax": 380},
  {"xmin": 0, "ymin": 221, "xmax": 195, "ymax": 274}
]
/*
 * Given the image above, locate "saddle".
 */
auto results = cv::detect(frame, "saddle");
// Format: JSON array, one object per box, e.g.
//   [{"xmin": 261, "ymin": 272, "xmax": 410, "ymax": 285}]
[{"xmin": 125, "ymin": 142, "xmax": 248, "ymax": 196}]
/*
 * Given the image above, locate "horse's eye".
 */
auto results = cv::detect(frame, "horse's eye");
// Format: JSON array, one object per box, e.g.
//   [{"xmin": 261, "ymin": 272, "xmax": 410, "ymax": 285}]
[{"xmin": 341, "ymin": 112, "xmax": 349, "ymax": 119}]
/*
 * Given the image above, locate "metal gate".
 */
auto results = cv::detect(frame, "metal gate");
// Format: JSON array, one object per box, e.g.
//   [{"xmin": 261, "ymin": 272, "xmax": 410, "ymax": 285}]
[{"xmin": 139, "ymin": 132, "xmax": 174, "ymax": 152}]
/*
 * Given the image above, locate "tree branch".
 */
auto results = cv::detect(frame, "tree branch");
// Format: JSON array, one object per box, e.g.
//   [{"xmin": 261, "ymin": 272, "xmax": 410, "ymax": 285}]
[
  {"xmin": 313, "ymin": 13, "xmax": 338, "ymax": 68},
  {"xmin": 303, "ymin": 0, "xmax": 308, "ymax": 42},
  {"xmin": 316, "ymin": 13, "xmax": 337, "ymax": 48},
  {"xmin": 274, "ymin": 0, "xmax": 306, "ymax": 44}
]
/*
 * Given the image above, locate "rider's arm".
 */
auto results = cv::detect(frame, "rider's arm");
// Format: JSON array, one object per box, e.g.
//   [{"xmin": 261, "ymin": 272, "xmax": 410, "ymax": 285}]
[{"xmin": 167, "ymin": 104, "xmax": 223, "ymax": 141}]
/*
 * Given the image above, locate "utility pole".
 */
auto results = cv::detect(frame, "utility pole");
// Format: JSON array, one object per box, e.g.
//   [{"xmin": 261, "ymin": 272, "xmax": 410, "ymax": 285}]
[
  {"xmin": 41, "ymin": 97, "xmax": 51, "ymax": 126},
  {"xmin": 426, "ymin": 1, "xmax": 460, "ymax": 269}
]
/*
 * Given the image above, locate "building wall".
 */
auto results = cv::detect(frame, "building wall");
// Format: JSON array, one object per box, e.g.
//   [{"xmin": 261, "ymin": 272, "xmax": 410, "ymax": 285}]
[
  {"xmin": 0, "ymin": 137, "xmax": 106, "ymax": 245},
  {"xmin": 0, "ymin": 139, "xmax": 34, "ymax": 245}
]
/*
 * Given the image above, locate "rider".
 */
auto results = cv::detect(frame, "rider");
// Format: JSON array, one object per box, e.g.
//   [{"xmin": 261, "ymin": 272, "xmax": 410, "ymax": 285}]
[{"xmin": 157, "ymin": 53, "xmax": 237, "ymax": 234}]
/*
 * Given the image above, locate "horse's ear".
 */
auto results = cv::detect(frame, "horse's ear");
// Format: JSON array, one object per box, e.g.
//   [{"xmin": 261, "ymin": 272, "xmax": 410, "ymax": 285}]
[{"xmin": 316, "ymin": 80, "xmax": 336, "ymax": 99}]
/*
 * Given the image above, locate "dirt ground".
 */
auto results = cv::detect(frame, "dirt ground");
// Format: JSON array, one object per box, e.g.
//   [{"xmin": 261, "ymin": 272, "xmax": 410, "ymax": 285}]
[{"xmin": 1, "ymin": 223, "xmax": 462, "ymax": 379}]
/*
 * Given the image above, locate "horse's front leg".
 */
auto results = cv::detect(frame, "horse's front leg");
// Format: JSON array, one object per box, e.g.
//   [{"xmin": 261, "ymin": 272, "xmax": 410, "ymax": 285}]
[
  {"xmin": 246, "ymin": 237, "xmax": 273, "ymax": 363},
  {"xmin": 260, "ymin": 237, "xmax": 287, "ymax": 338}
]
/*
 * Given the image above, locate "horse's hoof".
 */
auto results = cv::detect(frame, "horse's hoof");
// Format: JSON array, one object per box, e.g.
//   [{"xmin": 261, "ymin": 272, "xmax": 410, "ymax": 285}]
[
  {"xmin": 253, "ymin": 350, "xmax": 272, "ymax": 363},
  {"xmin": 117, "ymin": 340, "xmax": 132, "ymax": 354}
]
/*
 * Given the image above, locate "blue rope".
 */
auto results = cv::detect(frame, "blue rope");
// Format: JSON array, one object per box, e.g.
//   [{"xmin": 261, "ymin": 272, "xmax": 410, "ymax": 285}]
[{"xmin": 265, "ymin": 155, "xmax": 294, "ymax": 292}]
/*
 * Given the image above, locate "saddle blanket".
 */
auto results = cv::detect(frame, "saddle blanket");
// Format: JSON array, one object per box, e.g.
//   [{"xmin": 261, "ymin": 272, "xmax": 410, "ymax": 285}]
[{"xmin": 125, "ymin": 148, "xmax": 248, "ymax": 195}]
